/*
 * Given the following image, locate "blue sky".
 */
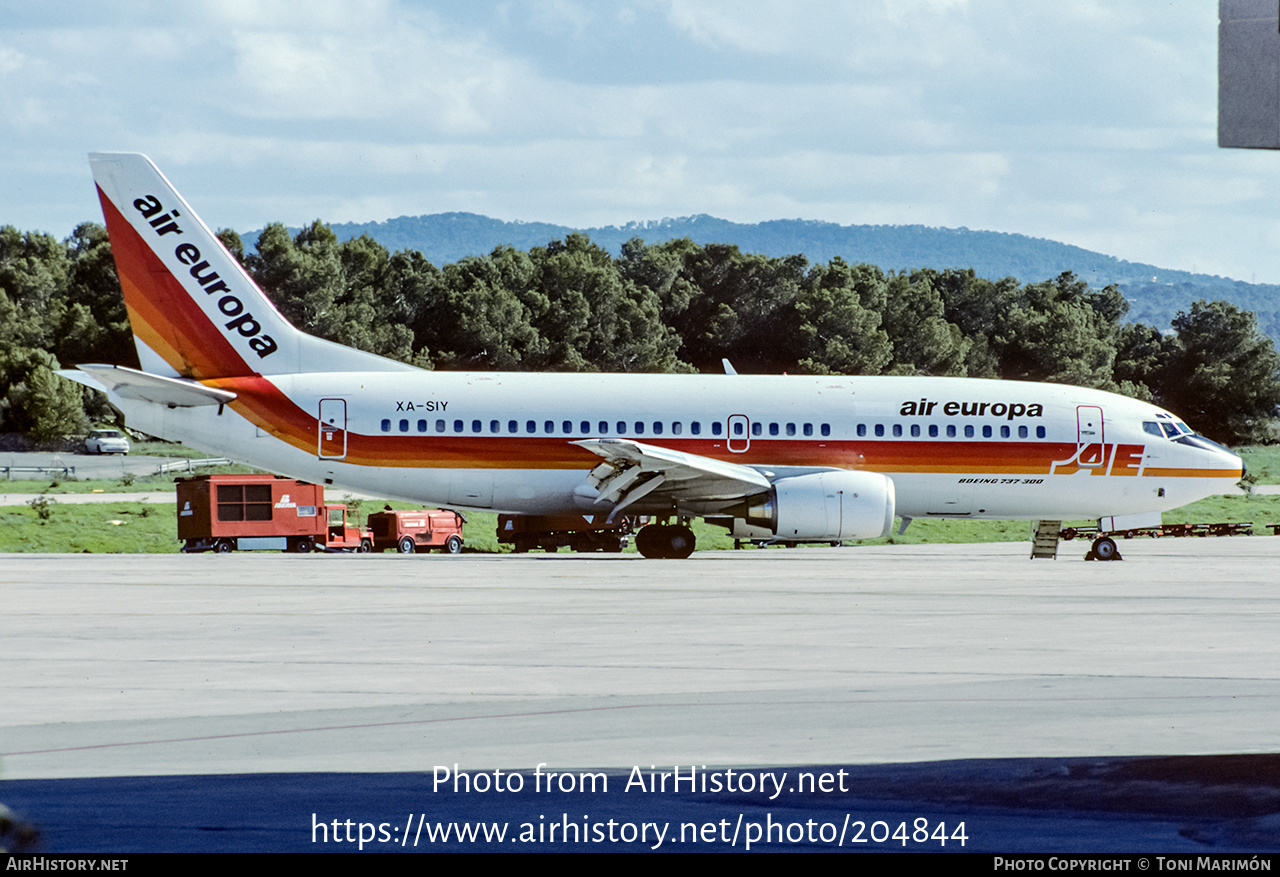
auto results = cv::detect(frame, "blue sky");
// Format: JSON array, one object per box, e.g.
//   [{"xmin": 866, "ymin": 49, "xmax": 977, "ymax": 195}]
[{"xmin": 6, "ymin": 1, "xmax": 1280, "ymax": 283}]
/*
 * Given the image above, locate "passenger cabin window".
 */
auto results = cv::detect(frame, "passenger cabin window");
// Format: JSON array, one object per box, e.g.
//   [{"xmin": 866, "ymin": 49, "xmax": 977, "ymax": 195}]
[
  {"xmin": 820, "ymin": 424, "xmax": 831, "ymax": 437},
  {"xmin": 399, "ymin": 419, "xmax": 409, "ymax": 432},
  {"xmin": 417, "ymin": 419, "xmax": 427, "ymax": 433},
  {"xmin": 380, "ymin": 419, "xmax": 391, "ymax": 432},
  {"xmin": 712, "ymin": 422, "xmax": 722, "ymax": 436}
]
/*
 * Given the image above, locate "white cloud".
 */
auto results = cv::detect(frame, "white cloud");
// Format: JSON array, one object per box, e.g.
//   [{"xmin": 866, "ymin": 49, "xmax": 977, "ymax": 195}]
[{"xmin": 5, "ymin": 1, "xmax": 1280, "ymax": 285}]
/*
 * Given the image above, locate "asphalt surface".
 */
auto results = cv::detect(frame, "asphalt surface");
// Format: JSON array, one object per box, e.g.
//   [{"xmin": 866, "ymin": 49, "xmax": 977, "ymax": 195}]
[{"xmin": 2, "ymin": 541, "xmax": 1279, "ymax": 852}]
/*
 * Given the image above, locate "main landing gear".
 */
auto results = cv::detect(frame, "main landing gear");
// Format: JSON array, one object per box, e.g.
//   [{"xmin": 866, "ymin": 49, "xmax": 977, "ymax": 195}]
[{"xmin": 635, "ymin": 522, "xmax": 696, "ymax": 559}]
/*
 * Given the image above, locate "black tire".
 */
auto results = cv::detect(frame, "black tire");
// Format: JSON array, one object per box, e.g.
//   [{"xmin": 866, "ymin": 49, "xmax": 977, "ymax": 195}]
[
  {"xmin": 214, "ymin": 539, "xmax": 234, "ymax": 554},
  {"xmin": 399, "ymin": 536, "xmax": 416, "ymax": 554},
  {"xmin": 637, "ymin": 525, "xmax": 696, "ymax": 559},
  {"xmin": 293, "ymin": 537, "xmax": 312, "ymax": 554},
  {"xmin": 358, "ymin": 539, "xmax": 372, "ymax": 553},
  {"xmin": 666, "ymin": 525, "xmax": 696, "ymax": 559},
  {"xmin": 1093, "ymin": 536, "xmax": 1120, "ymax": 561},
  {"xmin": 635, "ymin": 525, "xmax": 660, "ymax": 558},
  {"xmin": 445, "ymin": 535, "xmax": 463, "ymax": 554}
]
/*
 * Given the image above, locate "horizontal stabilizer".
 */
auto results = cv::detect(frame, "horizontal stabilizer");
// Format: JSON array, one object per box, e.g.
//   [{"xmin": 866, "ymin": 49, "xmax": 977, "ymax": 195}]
[{"xmin": 60, "ymin": 364, "xmax": 237, "ymax": 408}]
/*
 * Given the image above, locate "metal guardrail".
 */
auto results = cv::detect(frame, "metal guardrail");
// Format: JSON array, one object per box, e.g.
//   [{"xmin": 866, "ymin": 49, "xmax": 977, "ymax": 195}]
[
  {"xmin": 2, "ymin": 464, "xmax": 76, "ymax": 480},
  {"xmin": 152, "ymin": 457, "xmax": 234, "ymax": 475}
]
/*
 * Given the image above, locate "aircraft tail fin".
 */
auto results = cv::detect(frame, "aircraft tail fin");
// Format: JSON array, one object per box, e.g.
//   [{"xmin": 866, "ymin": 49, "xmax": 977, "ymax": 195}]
[{"xmin": 89, "ymin": 153, "xmax": 411, "ymax": 379}]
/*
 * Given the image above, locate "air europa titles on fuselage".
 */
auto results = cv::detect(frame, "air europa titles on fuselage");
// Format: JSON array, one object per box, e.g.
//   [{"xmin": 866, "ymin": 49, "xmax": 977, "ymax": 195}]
[
  {"xmin": 899, "ymin": 399, "xmax": 1044, "ymax": 421},
  {"xmin": 131, "ymin": 194, "xmax": 278, "ymax": 359}
]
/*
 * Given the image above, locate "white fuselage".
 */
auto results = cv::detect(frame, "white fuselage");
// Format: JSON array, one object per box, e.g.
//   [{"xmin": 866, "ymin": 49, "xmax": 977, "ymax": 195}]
[{"xmin": 115, "ymin": 371, "xmax": 1243, "ymax": 523}]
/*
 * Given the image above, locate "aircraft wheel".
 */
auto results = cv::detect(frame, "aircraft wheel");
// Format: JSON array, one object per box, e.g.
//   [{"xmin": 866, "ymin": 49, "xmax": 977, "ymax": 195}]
[
  {"xmin": 214, "ymin": 539, "xmax": 234, "ymax": 554},
  {"xmin": 635, "ymin": 525, "xmax": 660, "ymax": 558},
  {"xmin": 445, "ymin": 535, "xmax": 463, "ymax": 554},
  {"xmin": 1092, "ymin": 536, "xmax": 1121, "ymax": 561},
  {"xmin": 637, "ymin": 525, "xmax": 695, "ymax": 559},
  {"xmin": 398, "ymin": 536, "xmax": 416, "ymax": 554},
  {"xmin": 666, "ymin": 525, "xmax": 696, "ymax": 559}
]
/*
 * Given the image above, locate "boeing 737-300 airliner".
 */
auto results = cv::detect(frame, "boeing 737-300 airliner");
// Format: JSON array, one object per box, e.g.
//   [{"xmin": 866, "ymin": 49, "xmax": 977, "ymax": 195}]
[{"xmin": 62, "ymin": 154, "xmax": 1244, "ymax": 558}]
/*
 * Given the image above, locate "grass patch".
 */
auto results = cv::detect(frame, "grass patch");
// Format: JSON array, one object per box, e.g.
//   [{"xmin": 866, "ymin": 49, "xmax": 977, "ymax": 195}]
[
  {"xmin": 0, "ymin": 500, "xmax": 178, "ymax": 553},
  {"xmin": 1237, "ymin": 445, "xmax": 1280, "ymax": 487}
]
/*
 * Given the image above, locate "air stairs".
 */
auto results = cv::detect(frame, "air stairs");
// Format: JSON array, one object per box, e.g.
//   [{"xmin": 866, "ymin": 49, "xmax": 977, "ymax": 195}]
[{"xmin": 1030, "ymin": 520, "xmax": 1062, "ymax": 559}]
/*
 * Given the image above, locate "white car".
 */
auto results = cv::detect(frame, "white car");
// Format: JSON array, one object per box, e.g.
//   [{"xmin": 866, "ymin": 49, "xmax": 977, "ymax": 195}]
[{"xmin": 85, "ymin": 429, "xmax": 131, "ymax": 455}]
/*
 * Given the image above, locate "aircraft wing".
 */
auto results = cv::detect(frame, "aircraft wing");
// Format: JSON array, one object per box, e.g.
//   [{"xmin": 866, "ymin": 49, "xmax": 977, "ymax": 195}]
[
  {"xmin": 59, "ymin": 364, "xmax": 238, "ymax": 408},
  {"xmin": 572, "ymin": 438, "xmax": 772, "ymax": 514}
]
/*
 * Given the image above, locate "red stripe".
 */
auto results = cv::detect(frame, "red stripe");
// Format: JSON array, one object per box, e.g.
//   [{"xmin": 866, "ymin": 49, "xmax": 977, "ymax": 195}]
[{"xmin": 99, "ymin": 186, "xmax": 254, "ymax": 378}]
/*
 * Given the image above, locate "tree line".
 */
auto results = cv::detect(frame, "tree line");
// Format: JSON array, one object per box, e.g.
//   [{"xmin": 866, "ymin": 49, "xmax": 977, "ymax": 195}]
[{"xmin": 2, "ymin": 220, "xmax": 1278, "ymax": 446}]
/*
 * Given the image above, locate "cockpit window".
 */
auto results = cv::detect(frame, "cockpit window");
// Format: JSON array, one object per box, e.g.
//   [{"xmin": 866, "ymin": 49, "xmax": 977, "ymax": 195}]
[{"xmin": 1148, "ymin": 417, "xmax": 1193, "ymax": 440}]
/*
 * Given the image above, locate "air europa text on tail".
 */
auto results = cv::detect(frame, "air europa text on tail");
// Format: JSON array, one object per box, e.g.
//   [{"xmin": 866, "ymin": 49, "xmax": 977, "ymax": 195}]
[{"xmin": 132, "ymin": 194, "xmax": 278, "ymax": 359}]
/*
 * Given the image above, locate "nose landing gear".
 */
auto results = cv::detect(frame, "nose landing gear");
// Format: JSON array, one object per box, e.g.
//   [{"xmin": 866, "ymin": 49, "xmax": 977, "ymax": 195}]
[{"xmin": 1087, "ymin": 536, "xmax": 1122, "ymax": 561}]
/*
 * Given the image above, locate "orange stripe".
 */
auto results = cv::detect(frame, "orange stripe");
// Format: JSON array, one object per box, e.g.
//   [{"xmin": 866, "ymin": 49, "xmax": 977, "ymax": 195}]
[{"xmin": 1142, "ymin": 467, "xmax": 1242, "ymax": 479}]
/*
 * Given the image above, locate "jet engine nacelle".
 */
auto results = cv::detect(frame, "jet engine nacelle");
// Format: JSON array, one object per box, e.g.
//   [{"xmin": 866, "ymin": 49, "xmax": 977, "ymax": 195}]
[{"xmin": 730, "ymin": 470, "xmax": 896, "ymax": 541}]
